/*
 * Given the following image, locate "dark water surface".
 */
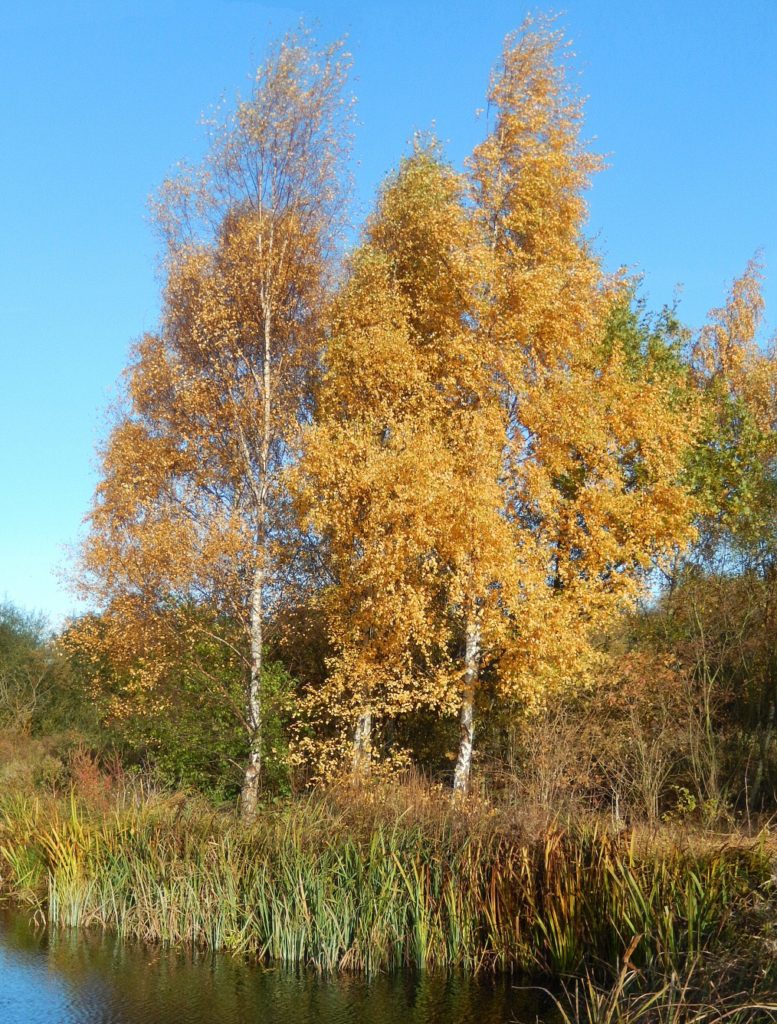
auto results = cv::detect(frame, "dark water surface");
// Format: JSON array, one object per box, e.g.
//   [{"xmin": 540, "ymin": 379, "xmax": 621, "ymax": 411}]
[{"xmin": 0, "ymin": 908, "xmax": 557, "ymax": 1024}]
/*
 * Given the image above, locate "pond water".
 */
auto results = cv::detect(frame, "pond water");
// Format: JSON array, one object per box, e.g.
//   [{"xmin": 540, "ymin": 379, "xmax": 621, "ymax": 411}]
[{"xmin": 0, "ymin": 908, "xmax": 559, "ymax": 1024}]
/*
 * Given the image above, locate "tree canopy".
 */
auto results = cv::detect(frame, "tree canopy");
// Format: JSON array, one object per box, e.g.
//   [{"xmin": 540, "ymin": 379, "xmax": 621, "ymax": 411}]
[{"xmin": 71, "ymin": 18, "xmax": 775, "ymax": 798}]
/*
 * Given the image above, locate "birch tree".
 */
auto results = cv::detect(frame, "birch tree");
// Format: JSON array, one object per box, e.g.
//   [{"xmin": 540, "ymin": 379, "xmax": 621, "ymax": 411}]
[
  {"xmin": 296, "ymin": 22, "xmax": 697, "ymax": 790},
  {"xmin": 452, "ymin": 19, "xmax": 698, "ymax": 791},
  {"xmin": 294, "ymin": 146, "xmax": 520, "ymax": 776},
  {"xmin": 78, "ymin": 31, "xmax": 352, "ymax": 817}
]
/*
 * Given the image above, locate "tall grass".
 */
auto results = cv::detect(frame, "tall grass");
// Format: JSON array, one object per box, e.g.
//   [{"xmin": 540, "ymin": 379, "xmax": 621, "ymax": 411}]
[
  {"xmin": 548, "ymin": 955, "xmax": 777, "ymax": 1023},
  {"xmin": 0, "ymin": 786, "xmax": 771, "ymax": 980}
]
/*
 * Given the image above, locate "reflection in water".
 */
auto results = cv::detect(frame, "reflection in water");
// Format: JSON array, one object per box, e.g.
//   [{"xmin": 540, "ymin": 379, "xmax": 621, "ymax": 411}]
[{"xmin": 0, "ymin": 908, "xmax": 557, "ymax": 1024}]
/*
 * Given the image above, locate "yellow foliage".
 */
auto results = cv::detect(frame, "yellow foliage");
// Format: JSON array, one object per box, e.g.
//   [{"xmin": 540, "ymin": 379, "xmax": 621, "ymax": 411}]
[{"xmin": 293, "ymin": 19, "xmax": 698, "ymax": 779}]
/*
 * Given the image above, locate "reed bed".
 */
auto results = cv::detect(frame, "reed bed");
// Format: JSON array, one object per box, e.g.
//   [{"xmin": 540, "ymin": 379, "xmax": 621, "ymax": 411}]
[
  {"xmin": 0, "ymin": 787, "xmax": 772, "ymax": 983},
  {"xmin": 548, "ymin": 956, "xmax": 777, "ymax": 1023}
]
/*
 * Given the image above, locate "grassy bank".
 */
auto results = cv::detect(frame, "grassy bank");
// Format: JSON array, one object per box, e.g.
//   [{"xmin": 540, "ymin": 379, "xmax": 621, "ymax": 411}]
[{"xmin": 0, "ymin": 783, "xmax": 773, "ymax": 984}]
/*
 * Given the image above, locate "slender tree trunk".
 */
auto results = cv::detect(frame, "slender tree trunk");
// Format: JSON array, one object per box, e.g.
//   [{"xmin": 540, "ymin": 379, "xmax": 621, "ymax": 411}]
[
  {"xmin": 351, "ymin": 709, "xmax": 372, "ymax": 777},
  {"xmin": 241, "ymin": 569, "xmax": 264, "ymax": 819},
  {"xmin": 453, "ymin": 614, "xmax": 481, "ymax": 794},
  {"xmin": 751, "ymin": 700, "xmax": 775, "ymax": 810},
  {"xmin": 241, "ymin": 297, "xmax": 273, "ymax": 821}
]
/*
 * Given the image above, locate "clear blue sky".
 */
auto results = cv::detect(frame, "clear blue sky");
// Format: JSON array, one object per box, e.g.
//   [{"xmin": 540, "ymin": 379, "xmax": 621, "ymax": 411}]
[{"xmin": 1, "ymin": 0, "xmax": 775, "ymax": 625}]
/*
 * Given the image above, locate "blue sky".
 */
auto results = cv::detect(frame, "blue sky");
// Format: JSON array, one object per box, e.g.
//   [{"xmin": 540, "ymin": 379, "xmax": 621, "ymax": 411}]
[{"xmin": 1, "ymin": 0, "xmax": 775, "ymax": 624}]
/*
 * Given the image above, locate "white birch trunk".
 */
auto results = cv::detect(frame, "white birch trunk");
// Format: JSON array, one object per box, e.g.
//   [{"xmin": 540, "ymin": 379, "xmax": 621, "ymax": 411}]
[
  {"xmin": 241, "ymin": 569, "xmax": 264, "ymax": 819},
  {"xmin": 351, "ymin": 709, "xmax": 372, "ymax": 777},
  {"xmin": 453, "ymin": 615, "xmax": 480, "ymax": 794},
  {"xmin": 241, "ymin": 296, "xmax": 273, "ymax": 821}
]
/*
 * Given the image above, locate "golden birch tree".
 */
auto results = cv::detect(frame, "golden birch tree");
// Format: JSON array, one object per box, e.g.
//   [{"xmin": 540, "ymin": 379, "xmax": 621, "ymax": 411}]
[
  {"xmin": 297, "ymin": 21, "xmax": 697, "ymax": 790},
  {"xmin": 78, "ymin": 31, "xmax": 352, "ymax": 816},
  {"xmin": 293, "ymin": 146, "xmax": 518, "ymax": 775},
  {"xmin": 453, "ymin": 18, "xmax": 698, "ymax": 791},
  {"xmin": 298, "ymin": 24, "xmax": 700, "ymax": 786}
]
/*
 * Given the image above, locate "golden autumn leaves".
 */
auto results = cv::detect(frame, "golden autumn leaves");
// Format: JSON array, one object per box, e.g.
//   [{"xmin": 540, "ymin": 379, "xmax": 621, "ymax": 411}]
[
  {"xmin": 294, "ymin": 25, "xmax": 697, "ymax": 788},
  {"xmin": 79, "ymin": 31, "xmax": 354, "ymax": 815},
  {"xmin": 73, "ymin": 18, "xmax": 771, "ymax": 802}
]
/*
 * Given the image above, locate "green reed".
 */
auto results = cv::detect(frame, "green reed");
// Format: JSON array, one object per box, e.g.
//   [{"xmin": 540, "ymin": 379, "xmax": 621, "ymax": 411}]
[{"xmin": 0, "ymin": 790, "xmax": 770, "ymax": 979}]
